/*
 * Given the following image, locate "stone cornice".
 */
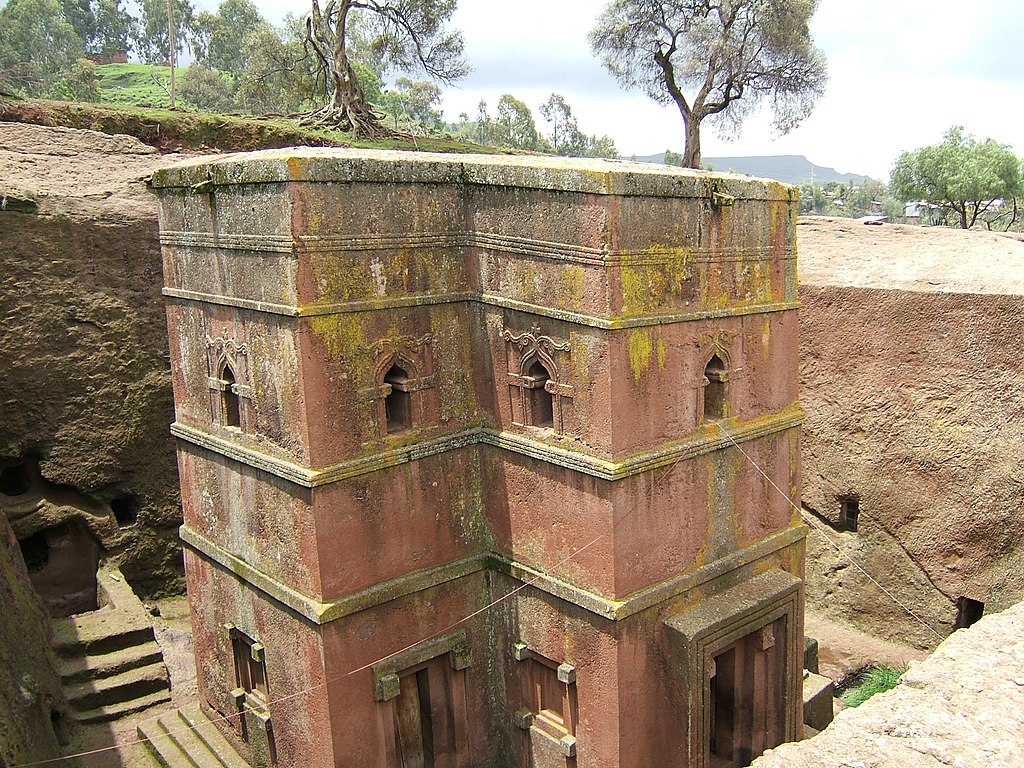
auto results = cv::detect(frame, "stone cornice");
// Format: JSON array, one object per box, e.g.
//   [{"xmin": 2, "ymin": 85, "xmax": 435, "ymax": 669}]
[
  {"xmin": 171, "ymin": 407, "xmax": 803, "ymax": 488},
  {"xmin": 180, "ymin": 524, "xmax": 807, "ymax": 627},
  {"xmin": 163, "ymin": 286, "xmax": 799, "ymax": 330}
]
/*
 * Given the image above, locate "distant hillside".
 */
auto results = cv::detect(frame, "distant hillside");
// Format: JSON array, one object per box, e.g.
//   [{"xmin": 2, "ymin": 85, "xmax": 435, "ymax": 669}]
[{"xmin": 634, "ymin": 153, "xmax": 874, "ymax": 185}]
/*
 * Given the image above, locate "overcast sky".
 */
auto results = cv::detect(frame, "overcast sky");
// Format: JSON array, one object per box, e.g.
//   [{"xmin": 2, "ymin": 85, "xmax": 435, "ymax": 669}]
[{"xmin": 246, "ymin": 0, "xmax": 1024, "ymax": 180}]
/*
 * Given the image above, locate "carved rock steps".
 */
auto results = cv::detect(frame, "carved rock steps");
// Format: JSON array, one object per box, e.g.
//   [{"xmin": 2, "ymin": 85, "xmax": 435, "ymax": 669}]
[
  {"xmin": 52, "ymin": 608, "xmax": 171, "ymax": 724},
  {"xmin": 138, "ymin": 703, "xmax": 251, "ymax": 768}
]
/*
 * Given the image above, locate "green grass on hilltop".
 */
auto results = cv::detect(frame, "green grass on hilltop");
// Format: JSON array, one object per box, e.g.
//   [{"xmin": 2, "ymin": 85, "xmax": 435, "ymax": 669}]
[
  {"xmin": 1, "ymin": 96, "xmax": 506, "ymax": 155},
  {"xmin": 96, "ymin": 63, "xmax": 178, "ymax": 108}
]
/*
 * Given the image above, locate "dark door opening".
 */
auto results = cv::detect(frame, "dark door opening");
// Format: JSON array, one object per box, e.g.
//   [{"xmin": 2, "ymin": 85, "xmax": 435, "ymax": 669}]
[{"xmin": 708, "ymin": 617, "xmax": 786, "ymax": 767}]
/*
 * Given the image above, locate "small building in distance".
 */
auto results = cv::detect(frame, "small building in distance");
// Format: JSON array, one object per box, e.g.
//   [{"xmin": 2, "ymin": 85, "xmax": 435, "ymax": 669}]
[{"xmin": 152, "ymin": 150, "xmax": 806, "ymax": 768}]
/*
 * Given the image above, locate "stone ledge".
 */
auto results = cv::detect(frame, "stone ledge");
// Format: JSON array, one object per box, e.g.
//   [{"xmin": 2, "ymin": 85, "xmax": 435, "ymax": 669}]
[
  {"xmin": 180, "ymin": 523, "xmax": 806, "ymax": 626},
  {"xmin": 164, "ymin": 285, "xmax": 799, "ymax": 329},
  {"xmin": 150, "ymin": 149, "xmax": 798, "ymax": 202},
  {"xmin": 171, "ymin": 408, "xmax": 803, "ymax": 487}
]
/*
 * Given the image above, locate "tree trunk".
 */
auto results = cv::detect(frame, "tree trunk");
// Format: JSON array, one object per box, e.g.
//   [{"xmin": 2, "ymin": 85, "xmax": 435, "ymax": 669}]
[
  {"xmin": 682, "ymin": 115, "xmax": 702, "ymax": 169},
  {"xmin": 307, "ymin": 0, "xmax": 389, "ymax": 138}
]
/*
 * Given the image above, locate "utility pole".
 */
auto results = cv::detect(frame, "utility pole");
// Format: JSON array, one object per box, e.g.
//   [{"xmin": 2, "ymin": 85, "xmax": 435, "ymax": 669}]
[{"xmin": 166, "ymin": 0, "xmax": 176, "ymax": 108}]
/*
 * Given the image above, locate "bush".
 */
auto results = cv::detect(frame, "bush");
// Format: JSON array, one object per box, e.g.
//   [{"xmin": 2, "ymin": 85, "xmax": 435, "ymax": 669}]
[
  {"xmin": 49, "ymin": 58, "xmax": 101, "ymax": 102},
  {"xmin": 180, "ymin": 64, "xmax": 236, "ymax": 112}
]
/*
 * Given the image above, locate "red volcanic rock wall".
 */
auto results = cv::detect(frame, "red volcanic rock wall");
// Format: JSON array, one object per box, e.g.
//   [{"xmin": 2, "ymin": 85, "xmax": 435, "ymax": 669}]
[
  {"xmin": 0, "ymin": 124, "xmax": 186, "ymax": 599},
  {"xmin": 797, "ymin": 216, "xmax": 1024, "ymax": 649}
]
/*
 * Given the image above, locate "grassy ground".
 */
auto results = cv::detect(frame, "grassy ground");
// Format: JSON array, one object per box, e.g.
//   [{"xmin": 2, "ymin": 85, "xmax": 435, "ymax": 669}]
[
  {"xmin": 96, "ymin": 63, "xmax": 178, "ymax": 108},
  {"xmin": 0, "ymin": 95, "xmax": 504, "ymax": 155}
]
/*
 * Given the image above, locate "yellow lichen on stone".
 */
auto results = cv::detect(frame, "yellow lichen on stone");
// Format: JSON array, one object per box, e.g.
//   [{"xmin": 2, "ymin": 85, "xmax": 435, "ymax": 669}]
[
  {"xmin": 628, "ymin": 329, "xmax": 654, "ymax": 383},
  {"xmin": 620, "ymin": 243, "xmax": 693, "ymax": 317},
  {"xmin": 557, "ymin": 265, "xmax": 585, "ymax": 311},
  {"xmin": 308, "ymin": 314, "xmax": 367, "ymax": 370}
]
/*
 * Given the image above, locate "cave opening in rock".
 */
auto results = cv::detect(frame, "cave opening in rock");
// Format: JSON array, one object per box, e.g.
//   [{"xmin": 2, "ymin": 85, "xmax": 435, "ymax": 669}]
[
  {"xmin": 0, "ymin": 463, "xmax": 31, "ymax": 496},
  {"xmin": 18, "ymin": 531, "xmax": 49, "ymax": 572},
  {"xmin": 954, "ymin": 596, "xmax": 984, "ymax": 629},
  {"xmin": 111, "ymin": 493, "xmax": 141, "ymax": 527}
]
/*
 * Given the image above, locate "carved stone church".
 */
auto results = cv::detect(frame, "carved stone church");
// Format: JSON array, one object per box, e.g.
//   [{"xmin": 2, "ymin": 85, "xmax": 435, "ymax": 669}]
[{"xmin": 152, "ymin": 149, "xmax": 805, "ymax": 768}]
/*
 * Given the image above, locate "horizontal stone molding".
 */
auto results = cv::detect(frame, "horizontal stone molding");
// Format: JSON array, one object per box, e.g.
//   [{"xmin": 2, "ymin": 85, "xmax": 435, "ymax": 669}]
[
  {"xmin": 160, "ymin": 227, "xmax": 794, "ymax": 267},
  {"xmin": 159, "ymin": 230, "xmax": 296, "ymax": 253},
  {"xmin": 180, "ymin": 523, "xmax": 807, "ymax": 627},
  {"xmin": 163, "ymin": 286, "xmax": 799, "ymax": 329},
  {"xmin": 171, "ymin": 407, "xmax": 803, "ymax": 488}
]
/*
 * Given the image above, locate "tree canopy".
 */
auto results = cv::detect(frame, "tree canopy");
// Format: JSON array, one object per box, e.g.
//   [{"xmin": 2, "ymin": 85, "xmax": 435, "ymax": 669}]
[
  {"xmin": 305, "ymin": 0, "xmax": 467, "ymax": 136},
  {"xmin": 891, "ymin": 126, "xmax": 1023, "ymax": 229},
  {"xmin": 589, "ymin": 0, "xmax": 827, "ymax": 168},
  {"xmin": 0, "ymin": 0, "xmax": 84, "ymax": 95}
]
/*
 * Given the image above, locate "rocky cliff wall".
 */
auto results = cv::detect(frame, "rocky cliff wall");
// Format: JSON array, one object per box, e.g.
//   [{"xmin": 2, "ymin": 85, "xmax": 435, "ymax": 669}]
[
  {"xmin": 798, "ymin": 217, "xmax": 1024, "ymax": 647},
  {"xmin": 0, "ymin": 123, "xmax": 185, "ymax": 597},
  {"xmin": 0, "ymin": 511, "xmax": 69, "ymax": 767}
]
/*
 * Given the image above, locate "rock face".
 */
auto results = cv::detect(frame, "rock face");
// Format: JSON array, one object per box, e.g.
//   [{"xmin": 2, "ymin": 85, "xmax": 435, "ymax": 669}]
[
  {"xmin": 752, "ymin": 600, "xmax": 1024, "ymax": 767},
  {"xmin": 0, "ymin": 512, "xmax": 69, "ymax": 767},
  {"xmin": 0, "ymin": 123, "xmax": 186, "ymax": 598},
  {"xmin": 797, "ymin": 217, "xmax": 1024, "ymax": 647}
]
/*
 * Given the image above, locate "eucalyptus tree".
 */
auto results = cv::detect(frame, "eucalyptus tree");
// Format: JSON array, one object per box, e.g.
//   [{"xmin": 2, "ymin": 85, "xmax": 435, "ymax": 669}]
[
  {"xmin": 305, "ymin": 0, "xmax": 467, "ymax": 136},
  {"xmin": 590, "ymin": 0, "xmax": 827, "ymax": 168}
]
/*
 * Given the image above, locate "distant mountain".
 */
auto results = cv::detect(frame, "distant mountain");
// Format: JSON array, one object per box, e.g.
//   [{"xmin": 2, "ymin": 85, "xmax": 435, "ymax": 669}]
[{"xmin": 632, "ymin": 153, "xmax": 874, "ymax": 185}]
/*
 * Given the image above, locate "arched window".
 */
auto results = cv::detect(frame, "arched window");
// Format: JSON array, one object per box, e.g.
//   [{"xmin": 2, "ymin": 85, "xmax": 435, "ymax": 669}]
[
  {"xmin": 384, "ymin": 364, "xmax": 412, "ymax": 434},
  {"xmin": 221, "ymin": 364, "xmax": 241, "ymax": 428},
  {"xmin": 525, "ymin": 359, "xmax": 554, "ymax": 428},
  {"xmin": 703, "ymin": 355, "xmax": 727, "ymax": 420}
]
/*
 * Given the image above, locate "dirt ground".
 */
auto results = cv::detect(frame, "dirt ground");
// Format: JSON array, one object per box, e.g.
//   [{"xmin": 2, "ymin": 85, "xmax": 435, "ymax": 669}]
[{"xmin": 805, "ymin": 608, "xmax": 928, "ymax": 684}]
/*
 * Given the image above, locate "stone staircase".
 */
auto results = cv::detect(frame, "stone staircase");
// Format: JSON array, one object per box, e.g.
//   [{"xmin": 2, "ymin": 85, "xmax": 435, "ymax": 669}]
[
  {"xmin": 138, "ymin": 702, "xmax": 251, "ymax": 768},
  {"xmin": 51, "ymin": 570, "xmax": 171, "ymax": 724}
]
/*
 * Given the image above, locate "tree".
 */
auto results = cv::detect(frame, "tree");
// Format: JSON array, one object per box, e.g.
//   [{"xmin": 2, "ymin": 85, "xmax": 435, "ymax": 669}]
[
  {"xmin": 191, "ymin": 0, "xmax": 266, "ymax": 75},
  {"xmin": 590, "ymin": 0, "xmax": 827, "ymax": 168},
  {"xmin": 891, "ymin": 126, "xmax": 1023, "ymax": 229},
  {"xmin": 493, "ymin": 93, "xmax": 540, "ymax": 150},
  {"xmin": 304, "ymin": 0, "xmax": 467, "ymax": 137},
  {"xmin": 90, "ymin": 0, "xmax": 136, "ymax": 56},
  {"xmin": 134, "ymin": 0, "xmax": 194, "ymax": 64},
  {"xmin": 179, "ymin": 63, "xmax": 236, "ymax": 111},
  {"xmin": 0, "ymin": 0, "xmax": 84, "ymax": 96},
  {"xmin": 394, "ymin": 76, "xmax": 442, "ymax": 129}
]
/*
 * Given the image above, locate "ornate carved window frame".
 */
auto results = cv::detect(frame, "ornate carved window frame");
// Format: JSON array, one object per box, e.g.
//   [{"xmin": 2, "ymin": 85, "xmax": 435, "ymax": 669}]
[
  {"xmin": 206, "ymin": 331, "xmax": 252, "ymax": 432},
  {"xmin": 697, "ymin": 332, "xmax": 735, "ymax": 425},
  {"xmin": 359, "ymin": 334, "xmax": 438, "ymax": 439},
  {"xmin": 503, "ymin": 325, "xmax": 574, "ymax": 433}
]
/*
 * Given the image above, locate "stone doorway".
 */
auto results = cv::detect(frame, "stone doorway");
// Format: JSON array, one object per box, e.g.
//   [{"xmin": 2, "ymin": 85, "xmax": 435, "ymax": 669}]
[{"xmin": 708, "ymin": 617, "xmax": 786, "ymax": 767}]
